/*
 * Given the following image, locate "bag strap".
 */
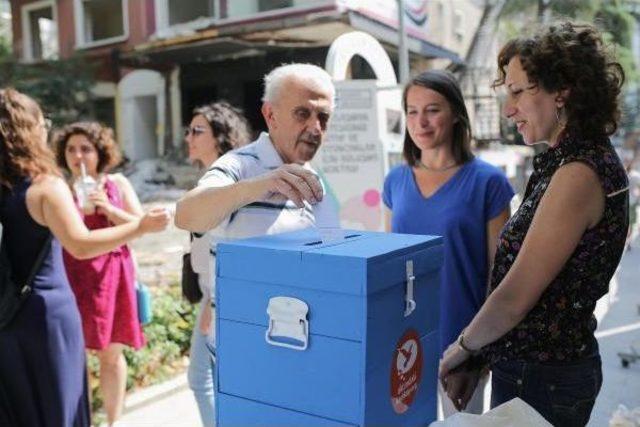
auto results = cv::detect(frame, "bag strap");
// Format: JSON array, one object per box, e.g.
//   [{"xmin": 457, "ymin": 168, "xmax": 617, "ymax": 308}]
[{"xmin": 22, "ymin": 233, "xmax": 52, "ymax": 290}]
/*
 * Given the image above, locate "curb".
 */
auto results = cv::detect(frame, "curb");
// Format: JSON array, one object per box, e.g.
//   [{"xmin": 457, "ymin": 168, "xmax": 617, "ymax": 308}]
[{"xmin": 123, "ymin": 373, "xmax": 190, "ymax": 415}]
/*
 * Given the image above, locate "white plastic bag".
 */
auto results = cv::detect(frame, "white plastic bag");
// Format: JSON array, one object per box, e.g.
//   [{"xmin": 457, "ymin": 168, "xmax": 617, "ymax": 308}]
[
  {"xmin": 609, "ymin": 404, "xmax": 640, "ymax": 427},
  {"xmin": 429, "ymin": 397, "xmax": 552, "ymax": 427}
]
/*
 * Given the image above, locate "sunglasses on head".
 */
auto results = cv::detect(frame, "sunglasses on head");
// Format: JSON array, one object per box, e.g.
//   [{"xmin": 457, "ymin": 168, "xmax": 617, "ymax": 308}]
[{"xmin": 184, "ymin": 125, "xmax": 207, "ymax": 137}]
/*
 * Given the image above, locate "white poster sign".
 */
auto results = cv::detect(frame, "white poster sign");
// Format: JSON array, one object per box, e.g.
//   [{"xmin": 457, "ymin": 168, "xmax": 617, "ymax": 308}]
[{"xmin": 315, "ymin": 82, "xmax": 385, "ymax": 230}]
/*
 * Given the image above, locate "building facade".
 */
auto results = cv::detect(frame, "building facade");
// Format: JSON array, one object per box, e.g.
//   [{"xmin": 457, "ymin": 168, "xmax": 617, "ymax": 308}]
[{"xmin": 10, "ymin": 0, "xmax": 482, "ymax": 161}]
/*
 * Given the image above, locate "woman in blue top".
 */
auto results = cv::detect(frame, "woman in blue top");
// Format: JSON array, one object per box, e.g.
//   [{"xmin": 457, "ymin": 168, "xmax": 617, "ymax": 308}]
[{"xmin": 383, "ymin": 70, "xmax": 514, "ymax": 416}]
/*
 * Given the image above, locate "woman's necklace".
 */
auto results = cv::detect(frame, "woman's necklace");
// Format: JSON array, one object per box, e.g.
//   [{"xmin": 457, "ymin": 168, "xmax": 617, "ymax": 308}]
[{"xmin": 416, "ymin": 159, "xmax": 459, "ymax": 172}]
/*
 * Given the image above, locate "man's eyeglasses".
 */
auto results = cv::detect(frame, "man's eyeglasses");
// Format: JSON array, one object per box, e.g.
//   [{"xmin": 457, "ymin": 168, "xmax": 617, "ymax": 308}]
[{"xmin": 184, "ymin": 125, "xmax": 207, "ymax": 137}]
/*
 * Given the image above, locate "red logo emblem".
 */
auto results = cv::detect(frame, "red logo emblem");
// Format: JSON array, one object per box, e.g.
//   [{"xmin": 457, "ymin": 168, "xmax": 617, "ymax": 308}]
[{"xmin": 390, "ymin": 328, "xmax": 423, "ymax": 414}]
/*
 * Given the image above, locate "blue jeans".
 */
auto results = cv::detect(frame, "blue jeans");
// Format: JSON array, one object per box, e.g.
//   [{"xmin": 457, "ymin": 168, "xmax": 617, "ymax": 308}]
[
  {"xmin": 491, "ymin": 355, "xmax": 602, "ymax": 427},
  {"xmin": 188, "ymin": 305, "xmax": 216, "ymax": 427}
]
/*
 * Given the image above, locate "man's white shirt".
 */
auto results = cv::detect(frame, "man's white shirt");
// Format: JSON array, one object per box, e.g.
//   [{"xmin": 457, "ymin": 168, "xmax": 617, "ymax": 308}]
[{"xmin": 189, "ymin": 132, "xmax": 339, "ymax": 300}]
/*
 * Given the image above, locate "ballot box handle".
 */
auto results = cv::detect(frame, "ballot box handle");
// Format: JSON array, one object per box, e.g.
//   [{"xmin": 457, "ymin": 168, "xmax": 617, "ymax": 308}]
[
  {"xmin": 404, "ymin": 260, "xmax": 416, "ymax": 317},
  {"xmin": 265, "ymin": 296, "xmax": 310, "ymax": 351}
]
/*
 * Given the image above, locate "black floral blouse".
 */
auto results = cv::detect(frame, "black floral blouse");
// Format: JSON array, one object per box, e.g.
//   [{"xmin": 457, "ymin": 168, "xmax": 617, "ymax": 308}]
[{"xmin": 484, "ymin": 135, "xmax": 628, "ymax": 365}]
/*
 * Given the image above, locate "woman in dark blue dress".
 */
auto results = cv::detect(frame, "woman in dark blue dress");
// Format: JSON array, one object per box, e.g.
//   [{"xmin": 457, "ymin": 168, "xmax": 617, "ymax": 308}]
[{"xmin": 0, "ymin": 88, "xmax": 170, "ymax": 426}]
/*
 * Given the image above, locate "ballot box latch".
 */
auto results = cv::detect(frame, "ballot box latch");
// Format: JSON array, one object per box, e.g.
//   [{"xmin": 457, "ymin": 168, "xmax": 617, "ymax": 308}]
[
  {"xmin": 265, "ymin": 296, "xmax": 310, "ymax": 351},
  {"xmin": 404, "ymin": 260, "xmax": 416, "ymax": 317}
]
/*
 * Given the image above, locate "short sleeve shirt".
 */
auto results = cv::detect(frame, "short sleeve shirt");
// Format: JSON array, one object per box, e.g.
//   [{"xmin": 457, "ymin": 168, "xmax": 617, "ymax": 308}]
[
  {"xmin": 190, "ymin": 132, "xmax": 339, "ymax": 298},
  {"xmin": 484, "ymin": 136, "xmax": 628, "ymax": 364},
  {"xmin": 383, "ymin": 158, "xmax": 514, "ymax": 354}
]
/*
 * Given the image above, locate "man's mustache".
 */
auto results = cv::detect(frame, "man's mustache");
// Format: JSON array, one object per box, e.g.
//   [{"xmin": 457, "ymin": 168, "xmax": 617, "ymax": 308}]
[{"xmin": 297, "ymin": 133, "xmax": 321, "ymax": 145}]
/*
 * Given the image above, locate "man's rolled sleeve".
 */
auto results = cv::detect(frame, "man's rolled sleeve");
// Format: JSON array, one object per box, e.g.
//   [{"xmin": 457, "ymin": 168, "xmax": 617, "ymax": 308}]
[{"xmin": 196, "ymin": 154, "xmax": 245, "ymax": 228}]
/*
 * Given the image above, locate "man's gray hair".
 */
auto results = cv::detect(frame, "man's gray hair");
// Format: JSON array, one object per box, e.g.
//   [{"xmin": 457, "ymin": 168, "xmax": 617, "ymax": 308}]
[{"xmin": 262, "ymin": 63, "xmax": 335, "ymax": 106}]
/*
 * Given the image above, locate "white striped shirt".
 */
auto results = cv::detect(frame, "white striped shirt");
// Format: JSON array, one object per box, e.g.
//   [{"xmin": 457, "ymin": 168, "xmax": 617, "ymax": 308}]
[{"xmin": 190, "ymin": 132, "xmax": 338, "ymax": 299}]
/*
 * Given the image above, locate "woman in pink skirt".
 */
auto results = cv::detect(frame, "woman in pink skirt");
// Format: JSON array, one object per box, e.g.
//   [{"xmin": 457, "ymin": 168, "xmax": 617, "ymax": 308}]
[{"xmin": 54, "ymin": 122, "xmax": 148, "ymax": 426}]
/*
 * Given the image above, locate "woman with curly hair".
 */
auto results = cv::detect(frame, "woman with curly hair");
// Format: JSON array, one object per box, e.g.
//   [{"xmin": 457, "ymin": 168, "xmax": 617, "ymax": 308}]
[
  {"xmin": 0, "ymin": 90, "xmax": 168, "ymax": 426},
  {"xmin": 183, "ymin": 101, "xmax": 251, "ymax": 427},
  {"xmin": 53, "ymin": 122, "xmax": 160, "ymax": 426},
  {"xmin": 439, "ymin": 22, "xmax": 628, "ymax": 426}
]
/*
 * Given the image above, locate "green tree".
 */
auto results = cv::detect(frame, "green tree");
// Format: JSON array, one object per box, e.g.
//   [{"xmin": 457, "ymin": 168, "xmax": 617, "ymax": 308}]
[
  {"xmin": 499, "ymin": 0, "xmax": 637, "ymax": 80},
  {"xmin": 497, "ymin": 0, "xmax": 639, "ymax": 139},
  {"xmin": 500, "ymin": 0, "xmax": 599, "ymax": 25},
  {"xmin": 596, "ymin": 0, "xmax": 637, "ymax": 82},
  {"xmin": 0, "ymin": 7, "xmax": 96, "ymax": 128},
  {"xmin": 0, "ymin": 37, "xmax": 10, "ymax": 59},
  {"xmin": 0, "ymin": 56, "xmax": 97, "ymax": 126}
]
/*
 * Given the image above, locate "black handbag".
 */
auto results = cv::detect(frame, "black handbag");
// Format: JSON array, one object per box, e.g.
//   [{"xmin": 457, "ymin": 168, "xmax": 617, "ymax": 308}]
[
  {"xmin": 0, "ymin": 232, "xmax": 52, "ymax": 330},
  {"xmin": 181, "ymin": 252, "xmax": 202, "ymax": 304}
]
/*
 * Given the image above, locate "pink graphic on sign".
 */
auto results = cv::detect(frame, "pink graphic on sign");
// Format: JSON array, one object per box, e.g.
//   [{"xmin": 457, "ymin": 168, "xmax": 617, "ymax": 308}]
[
  {"xmin": 363, "ymin": 189, "xmax": 381, "ymax": 207},
  {"xmin": 340, "ymin": 189, "xmax": 382, "ymax": 230}
]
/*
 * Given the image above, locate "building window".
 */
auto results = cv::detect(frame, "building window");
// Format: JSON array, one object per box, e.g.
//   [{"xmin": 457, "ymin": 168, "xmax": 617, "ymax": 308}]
[
  {"xmin": 93, "ymin": 97, "xmax": 116, "ymax": 130},
  {"xmin": 431, "ymin": 1, "xmax": 445, "ymax": 44},
  {"xmin": 168, "ymin": 0, "xmax": 214, "ymax": 26},
  {"xmin": 154, "ymin": 0, "xmax": 215, "ymax": 33},
  {"xmin": 91, "ymin": 82, "xmax": 117, "ymax": 130},
  {"xmin": 221, "ymin": 0, "xmax": 325, "ymax": 20},
  {"xmin": 21, "ymin": 0, "xmax": 58, "ymax": 61},
  {"xmin": 437, "ymin": 1, "xmax": 445, "ymax": 19},
  {"xmin": 155, "ymin": 0, "xmax": 329, "ymax": 34},
  {"xmin": 453, "ymin": 9, "xmax": 464, "ymax": 43},
  {"xmin": 258, "ymin": 0, "xmax": 293, "ymax": 12},
  {"xmin": 74, "ymin": 0, "xmax": 128, "ymax": 47}
]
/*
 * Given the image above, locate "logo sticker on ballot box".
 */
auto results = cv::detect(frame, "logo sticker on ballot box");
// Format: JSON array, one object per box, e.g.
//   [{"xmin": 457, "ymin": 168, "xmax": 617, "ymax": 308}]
[{"xmin": 390, "ymin": 328, "xmax": 423, "ymax": 414}]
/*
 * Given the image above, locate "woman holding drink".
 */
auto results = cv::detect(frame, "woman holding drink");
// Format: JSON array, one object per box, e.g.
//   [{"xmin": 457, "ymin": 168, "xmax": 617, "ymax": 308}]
[{"xmin": 54, "ymin": 121, "xmax": 157, "ymax": 426}]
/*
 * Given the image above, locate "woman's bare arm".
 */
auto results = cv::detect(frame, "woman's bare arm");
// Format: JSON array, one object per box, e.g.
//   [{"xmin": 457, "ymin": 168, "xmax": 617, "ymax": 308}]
[{"xmin": 27, "ymin": 175, "xmax": 168, "ymax": 259}]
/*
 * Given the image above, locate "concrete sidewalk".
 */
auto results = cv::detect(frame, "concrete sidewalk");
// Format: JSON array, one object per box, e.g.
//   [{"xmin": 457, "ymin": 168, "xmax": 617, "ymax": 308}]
[
  {"xmin": 118, "ymin": 240, "xmax": 640, "ymax": 427},
  {"xmin": 589, "ymin": 243, "xmax": 640, "ymax": 426},
  {"xmin": 118, "ymin": 374, "xmax": 199, "ymax": 427}
]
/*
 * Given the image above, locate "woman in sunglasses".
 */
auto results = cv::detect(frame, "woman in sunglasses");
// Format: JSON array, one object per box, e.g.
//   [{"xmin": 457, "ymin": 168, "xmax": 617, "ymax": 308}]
[{"xmin": 184, "ymin": 101, "xmax": 251, "ymax": 427}]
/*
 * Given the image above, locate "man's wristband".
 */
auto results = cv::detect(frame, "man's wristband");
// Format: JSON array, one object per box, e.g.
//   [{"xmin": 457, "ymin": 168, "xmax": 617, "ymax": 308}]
[{"xmin": 457, "ymin": 330, "xmax": 480, "ymax": 356}]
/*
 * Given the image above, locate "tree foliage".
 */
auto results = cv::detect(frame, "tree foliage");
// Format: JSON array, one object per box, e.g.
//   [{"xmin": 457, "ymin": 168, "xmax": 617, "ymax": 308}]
[
  {"xmin": 0, "ymin": 55, "xmax": 97, "ymax": 127},
  {"xmin": 0, "ymin": 36, "xmax": 10, "ymax": 58},
  {"xmin": 0, "ymin": 6, "xmax": 97, "ymax": 126},
  {"xmin": 0, "ymin": 16, "xmax": 96, "ymax": 128},
  {"xmin": 498, "ymin": 0, "xmax": 638, "ymax": 81},
  {"xmin": 497, "ymin": 0, "xmax": 639, "ymax": 138},
  {"xmin": 501, "ymin": 0, "xmax": 599, "ymax": 23}
]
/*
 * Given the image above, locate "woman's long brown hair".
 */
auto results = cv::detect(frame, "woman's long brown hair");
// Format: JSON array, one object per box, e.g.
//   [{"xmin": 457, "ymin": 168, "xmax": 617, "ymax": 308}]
[{"xmin": 0, "ymin": 88, "xmax": 60, "ymax": 188}]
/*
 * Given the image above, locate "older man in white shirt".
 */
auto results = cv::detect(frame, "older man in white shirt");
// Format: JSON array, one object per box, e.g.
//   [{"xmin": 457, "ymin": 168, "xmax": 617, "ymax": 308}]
[{"xmin": 174, "ymin": 63, "xmax": 339, "ymax": 426}]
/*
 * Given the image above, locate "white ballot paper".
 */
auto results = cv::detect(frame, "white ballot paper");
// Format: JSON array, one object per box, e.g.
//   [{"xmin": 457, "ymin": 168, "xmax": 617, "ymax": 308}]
[
  {"xmin": 309, "ymin": 196, "xmax": 344, "ymax": 244},
  {"xmin": 429, "ymin": 398, "xmax": 552, "ymax": 427}
]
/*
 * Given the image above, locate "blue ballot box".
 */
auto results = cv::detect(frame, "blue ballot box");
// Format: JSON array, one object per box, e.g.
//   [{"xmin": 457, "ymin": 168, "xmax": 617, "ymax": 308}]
[{"xmin": 215, "ymin": 229, "xmax": 443, "ymax": 426}]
